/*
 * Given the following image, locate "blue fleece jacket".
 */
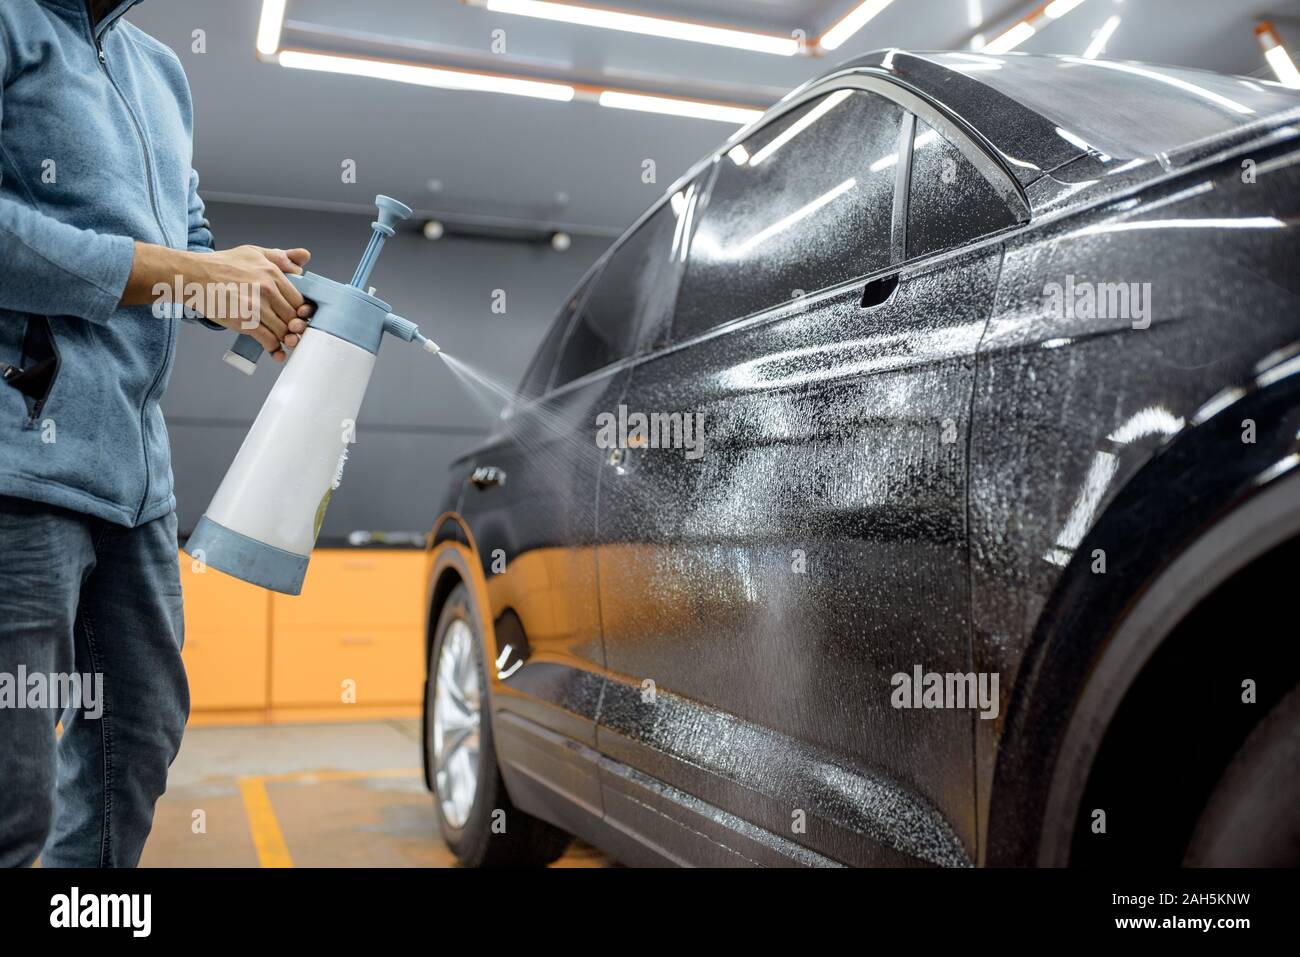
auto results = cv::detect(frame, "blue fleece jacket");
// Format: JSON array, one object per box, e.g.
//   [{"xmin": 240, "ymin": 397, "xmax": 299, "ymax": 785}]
[{"xmin": 0, "ymin": 0, "xmax": 214, "ymax": 527}]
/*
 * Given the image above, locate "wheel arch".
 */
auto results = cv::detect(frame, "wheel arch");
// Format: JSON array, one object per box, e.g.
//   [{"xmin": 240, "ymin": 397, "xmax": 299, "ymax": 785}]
[
  {"xmin": 422, "ymin": 512, "xmax": 495, "ymax": 792},
  {"xmin": 986, "ymin": 359, "xmax": 1300, "ymax": 865}
]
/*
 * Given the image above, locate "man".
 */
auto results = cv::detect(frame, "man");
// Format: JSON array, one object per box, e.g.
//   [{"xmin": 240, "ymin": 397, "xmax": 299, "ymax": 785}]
[{"xmin": 0, "ymin": 0, "xmax": 311, "ymax": 866}]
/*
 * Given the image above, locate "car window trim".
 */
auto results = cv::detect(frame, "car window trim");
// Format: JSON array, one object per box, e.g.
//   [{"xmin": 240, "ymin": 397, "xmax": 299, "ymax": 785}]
[
  {"xmin": 517, "ymin": 70, "xmax": 1032, "ymax": 410},
  {"xmin": 544, "ymin": 266, "xmax": 603, "ymax": 394},
  {"xmin": 890, "ymin": 111, "xmax": 917, "ymax": 266},
  {"xmin": 771, "ymin": 72, "xmax": 1030, "ymax": 225},
  {"xmin": 672, "ymin": 87, "xmax": 913, "ymax": 343}
]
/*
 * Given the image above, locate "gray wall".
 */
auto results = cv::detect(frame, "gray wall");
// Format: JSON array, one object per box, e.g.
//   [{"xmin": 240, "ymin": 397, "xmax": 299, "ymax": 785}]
[{"xmin": 164, "ymin": 201, "xmax": 607, "ymax": 539}]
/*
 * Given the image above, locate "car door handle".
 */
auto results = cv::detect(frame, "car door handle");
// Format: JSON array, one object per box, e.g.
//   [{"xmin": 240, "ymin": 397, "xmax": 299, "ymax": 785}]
[
  {"xmin": 470, "ymin": 465, "xmax": 506, "ymax": 489},
  {"xmin": 860, "ymin": 272, "xmax": 900, "ymax": 310}
]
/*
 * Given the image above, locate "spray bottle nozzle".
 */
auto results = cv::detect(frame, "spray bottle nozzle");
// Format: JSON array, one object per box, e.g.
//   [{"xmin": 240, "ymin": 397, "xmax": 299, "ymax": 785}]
[{"xmin": 383, "ymin": 313, "xmax": 440, "ymax": 355}]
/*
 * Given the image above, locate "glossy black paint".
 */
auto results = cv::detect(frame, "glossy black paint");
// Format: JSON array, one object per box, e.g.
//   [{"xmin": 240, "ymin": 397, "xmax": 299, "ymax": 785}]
[{"xmin": 429, "ymin": 51, "xmax": 1300, "ymax": 866}]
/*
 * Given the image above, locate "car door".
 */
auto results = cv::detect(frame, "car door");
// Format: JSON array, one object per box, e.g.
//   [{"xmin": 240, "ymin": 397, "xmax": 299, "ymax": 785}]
[
  {"xmin": 457, "ymin": 191, "xmax": 695, "ymax": 831},
  {"xmin": 593, "ymin": 82, "xmax": 1028, "ymax": 865}
]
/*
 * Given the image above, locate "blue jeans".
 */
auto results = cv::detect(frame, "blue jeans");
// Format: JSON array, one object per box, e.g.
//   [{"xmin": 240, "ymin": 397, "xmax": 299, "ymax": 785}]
[{"xmin": 0, "ymin": 495, "xmax": 188, "ymax": 867}]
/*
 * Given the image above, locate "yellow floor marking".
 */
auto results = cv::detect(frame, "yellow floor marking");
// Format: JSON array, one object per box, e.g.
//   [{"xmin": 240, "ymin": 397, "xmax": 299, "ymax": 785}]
[
  {"xmin": 236, "ymin": 769, "xmax": 422, "ymax": 868},
  {"xmin": 237, "ymin": 776, "xmax": 294, "ymax": 868}
]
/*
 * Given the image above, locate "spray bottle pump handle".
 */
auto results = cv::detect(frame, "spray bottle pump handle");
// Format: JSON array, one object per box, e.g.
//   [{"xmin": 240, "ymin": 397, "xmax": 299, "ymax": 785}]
[{"xmin": 221, "ymin": 194, "xmax": 410, "ymax": 374}]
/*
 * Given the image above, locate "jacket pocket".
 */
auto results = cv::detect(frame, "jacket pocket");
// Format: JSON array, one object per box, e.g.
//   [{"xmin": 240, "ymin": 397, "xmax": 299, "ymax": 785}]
[{"xmin": 1, "ymin": 316, "xmax": 62, "ymax": 427}]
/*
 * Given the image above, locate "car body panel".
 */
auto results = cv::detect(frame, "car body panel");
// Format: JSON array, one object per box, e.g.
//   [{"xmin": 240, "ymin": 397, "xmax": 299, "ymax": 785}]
[
  {"xmin": 594, "ymin": 240, "xmax": 1005, "ymax": 866},
  {"xmin": 425, "ymin": 51, "xmax": 1300, "ymax": 867},
  {"xmin": 972, "ymin": 137, "xmax": 1300, "ymax": 862}
]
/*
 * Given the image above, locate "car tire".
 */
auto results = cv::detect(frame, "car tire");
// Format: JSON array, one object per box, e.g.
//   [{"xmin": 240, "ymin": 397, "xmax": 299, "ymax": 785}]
[
  {"xmin": 1184, "ymin": 681, "xmax": 1300, "ymax": 867},
  {"xmin": 426, "ymin": 583, "xmax": 571, "ymax": 867}
]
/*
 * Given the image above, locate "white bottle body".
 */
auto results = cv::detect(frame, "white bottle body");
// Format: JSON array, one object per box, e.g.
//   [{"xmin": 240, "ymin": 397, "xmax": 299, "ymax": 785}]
[{"xmin": 204, "ymin": 329, "xmax": 375, "ymax": 556}]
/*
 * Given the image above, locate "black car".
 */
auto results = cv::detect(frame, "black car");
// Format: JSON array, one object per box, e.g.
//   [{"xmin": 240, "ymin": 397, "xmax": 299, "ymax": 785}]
[{"xmin": 421, "ymin": 50, "xmax": 1300, "ymax": 867}]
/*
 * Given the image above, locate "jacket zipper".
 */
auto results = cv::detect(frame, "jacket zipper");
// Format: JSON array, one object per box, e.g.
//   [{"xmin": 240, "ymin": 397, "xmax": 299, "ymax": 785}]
[
  {"xmin": 88, "ymin": 9, "xmax": 179, "ymax": 522},
  {"xmin": 93, "ymin": 30, "xmax": 171, "ymax": 247},
  {"xmin": 134, "ymin": 322, "xmax": 176, "ymax": 523}
]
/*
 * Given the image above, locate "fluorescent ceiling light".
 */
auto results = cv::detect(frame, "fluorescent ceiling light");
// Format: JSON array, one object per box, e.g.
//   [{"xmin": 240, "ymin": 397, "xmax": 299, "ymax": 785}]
[
  {"xmin": 598, "ymin": 90, "xmax": 762, "ymax": 125},
  {"xmin": 277, "ymin": 50, "xmax": 576, "ymax": 101},
  {"xmin": 1083, "ymin": 14, "xmax": 1121, "ymax": 60},
  {"xmin": 1265, "ymin": 45, "xmax": 1300, "ymax": 88},
  {"xmin": 981, "ymin": 0, "xmax": 1088, "ymax": 54},
  {"xmin": 1043, "ymin": 0, "xmax": 1086, "ymax": 20},
  {"xmin": 747, "ymin": 90, "xmax": 852, "ymax": 166},
  {"xmin": 820, "ymin": 0, "xmax": 896, "ymax": 52},
  {"xmin": 983, "ymin": 21, "xmax": 1036, "ymax": 54},
  {"xmin": 256, "ymin": 0, "xmax": 286, "ymax": 56},
  {"xmin": 983, "ymin": 20, "xmax": 1035, "ymax": 54},
  {"xmin": 483, "ymin": 0, "xmax": 799, "ymax": 56},
  {"xmin": 1257, "ymin": 22, "xmax": 1300, "ymax": 89}
]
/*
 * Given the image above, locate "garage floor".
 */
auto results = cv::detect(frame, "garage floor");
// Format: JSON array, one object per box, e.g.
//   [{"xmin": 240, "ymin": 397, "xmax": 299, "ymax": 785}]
[{"xmin": 140, "ymin": 720, "xmax": 611, "ymax": 867}]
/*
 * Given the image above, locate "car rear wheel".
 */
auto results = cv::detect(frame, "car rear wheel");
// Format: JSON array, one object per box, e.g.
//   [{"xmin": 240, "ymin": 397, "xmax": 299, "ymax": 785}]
[
  {"xmin": 426, "ymin": 583, "xmax": 571, "ymax": 867},
  {"xmin": 1184, "ymin": 681, "xmax": 1300, "ymax": 866}
]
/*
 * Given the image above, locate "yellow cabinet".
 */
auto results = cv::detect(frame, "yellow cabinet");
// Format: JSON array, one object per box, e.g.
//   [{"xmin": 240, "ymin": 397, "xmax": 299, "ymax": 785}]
[
  {"xmin": 180, "ymin": 548, "xmax": 427, "ymax": 719},
  {"xmin": 178, "ymin": 552, "xmax": 269, "ymax": 711},
  {"xmin": 270, "ymin": 625, "xmax": 424, "ymax": 708},
  {"xmin": 273, "ymin": 550, "xmax": 425, "ymax": 630}
]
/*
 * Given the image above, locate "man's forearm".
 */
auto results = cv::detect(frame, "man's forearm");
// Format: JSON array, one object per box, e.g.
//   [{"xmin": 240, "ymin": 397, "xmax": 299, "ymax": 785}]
[
  {"xmin": 121, "ymin": 241, "xmax": 194, "ymax": 306},
  {"xmin": 122, "ymin": 240, "xmax": 315, "ymax": 361}
]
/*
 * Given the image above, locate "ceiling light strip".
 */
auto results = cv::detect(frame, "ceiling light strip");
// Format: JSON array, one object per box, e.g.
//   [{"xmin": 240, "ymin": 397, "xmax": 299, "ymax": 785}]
[
  {"xmin": 277, "ymin": 49, "xmax": 577, "ymax": 101},
  {"xmin": 256, "ymin": 0, "xmax": 287, "ymax": 56},
  {"xmin": 980, "ymin": 0, "xmax": 1089, "ymax": 55},
  {"xmin": 1256, "ymin": 21, "xmax": 1300, "ymax": 89},
  {"xmin": 819, "ymin": 0, "xmax": 897, "ymax": 52},
  {"xmin": 273, "ymin": 48, "xmax": 765, "ymax": 123},
  {"xmin": 596, "ymin": 90, "xmax": 763, "ymax": 125},
  {"xmin": 1082, "ymin": 14, "xmax": 1120, "ymax": 60},
  {"xmin": 471, "ymin": 0, "xmax": 800, "ymax": 56}
]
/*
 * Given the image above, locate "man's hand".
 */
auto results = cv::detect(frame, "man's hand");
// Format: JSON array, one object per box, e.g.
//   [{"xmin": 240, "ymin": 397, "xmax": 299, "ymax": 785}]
[
  {"xmin": 251, "ymin": 246, "xmax": 315, "ymax": 359},
  {"xmin": 124, "ymin": 242, "xmax": 316, "ymax": 363}
]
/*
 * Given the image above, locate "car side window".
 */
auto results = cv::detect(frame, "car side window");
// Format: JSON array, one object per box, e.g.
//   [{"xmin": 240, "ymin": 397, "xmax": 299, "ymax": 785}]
[
  {"xmin": 550, "ymin": 196, "xmax": 689, "ymax": 389},
  {"xmin": 906, "ymin": 117, "xmax": 1022, "ymax": 260},
  {"xmin": 671, "ymin": 90, "xmax": 906, "ymax": 343},
  {"xmin": 518, "ymin": 275, "xmax": 592, "ymax": 399}
]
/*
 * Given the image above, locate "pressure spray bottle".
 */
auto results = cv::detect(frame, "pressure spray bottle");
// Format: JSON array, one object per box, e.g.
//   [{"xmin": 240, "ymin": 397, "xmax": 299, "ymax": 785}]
[{"xmin": 184, "ymin": 195, "xmax": 438, "ymax": 595}]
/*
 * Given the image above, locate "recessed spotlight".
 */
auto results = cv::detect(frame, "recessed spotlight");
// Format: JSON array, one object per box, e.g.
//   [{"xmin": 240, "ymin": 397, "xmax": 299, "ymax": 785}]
[
  {"xmin": 551, "ymin": 231, "xmax": 572, "ymax": 251},
  {"xmin": 423, "ymin": 220, "xmax": 445, "ymax": 240}
]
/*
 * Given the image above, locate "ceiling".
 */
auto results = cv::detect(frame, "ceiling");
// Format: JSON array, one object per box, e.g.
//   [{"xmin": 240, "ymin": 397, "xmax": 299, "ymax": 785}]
[{"xmin": 128, "ymin": 0, "xmax": 1300, "ymax": 235}]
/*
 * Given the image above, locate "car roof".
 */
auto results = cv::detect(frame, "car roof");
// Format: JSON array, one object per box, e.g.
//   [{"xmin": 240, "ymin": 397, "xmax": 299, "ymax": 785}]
[
  {"xmin": 556, "ymin": 48, "xmax": 1300, "ymax": 341},
  {"xmin": 794, "ymin": 49, "xmax": 1300, "ymax": 185}
]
